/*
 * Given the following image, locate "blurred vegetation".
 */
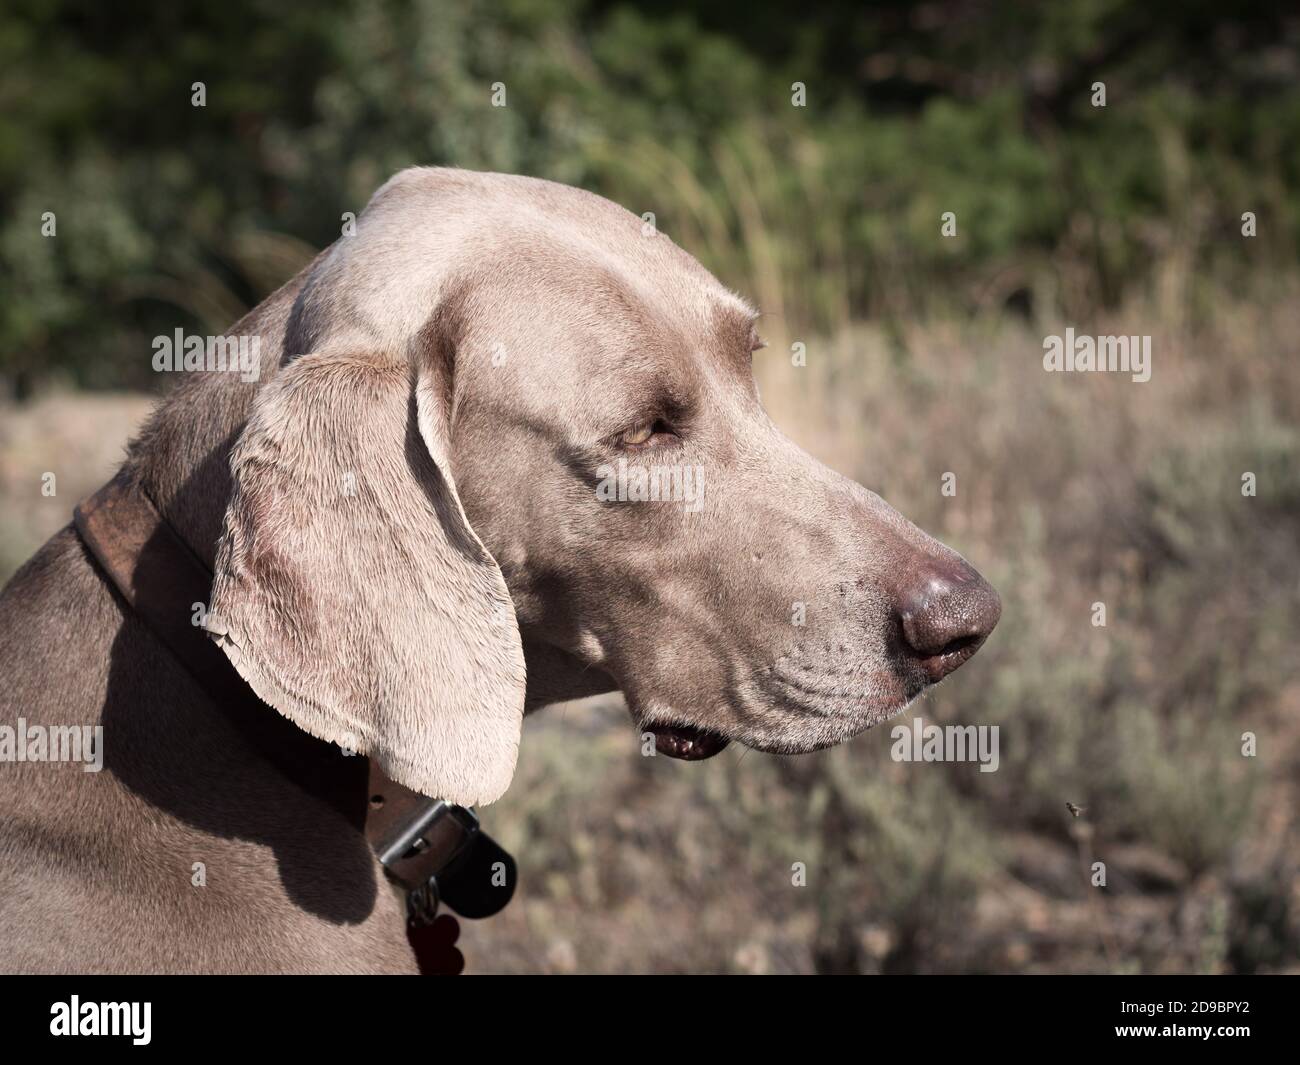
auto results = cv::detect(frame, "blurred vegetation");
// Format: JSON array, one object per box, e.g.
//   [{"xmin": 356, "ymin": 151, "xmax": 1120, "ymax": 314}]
[
  {"xmin": 1, "ymin": 0, "xmax": 1297, "ymax": 973},
  {"xmin": 2, "ymin": 0, "xmax": 1298, "ymax": 392}
]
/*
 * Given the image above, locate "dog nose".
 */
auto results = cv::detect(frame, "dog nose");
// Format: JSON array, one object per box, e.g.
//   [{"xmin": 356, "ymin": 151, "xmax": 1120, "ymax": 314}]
[{"xmin": 897, "ymin": 561, "xmax": 1001, "ymax": 682}]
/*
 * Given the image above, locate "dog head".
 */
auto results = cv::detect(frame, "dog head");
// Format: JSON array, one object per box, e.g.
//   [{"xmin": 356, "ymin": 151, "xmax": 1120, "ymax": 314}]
[{"xmin": 206, "ymin": 168, "xmax": 999, "ymax": 803}]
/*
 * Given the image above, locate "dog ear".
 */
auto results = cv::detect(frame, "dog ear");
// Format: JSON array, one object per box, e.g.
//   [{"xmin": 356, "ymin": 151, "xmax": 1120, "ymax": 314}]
[{"xmin": 204, "ymin": 347, "xmax": 525, "ymax": 806}]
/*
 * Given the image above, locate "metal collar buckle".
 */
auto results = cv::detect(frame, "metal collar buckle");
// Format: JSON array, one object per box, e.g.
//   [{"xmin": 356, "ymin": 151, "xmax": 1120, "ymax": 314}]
[
  {"xmin": 375, "ymin": 799, "xmax": 480, "ymax": 924},
  {"xmin": 367, "ymin": 762, "xmax": 517, "ymax": 921},
  {"xmin": 375, "ymin": 799, "xmax": 480, "ymax": 871}
]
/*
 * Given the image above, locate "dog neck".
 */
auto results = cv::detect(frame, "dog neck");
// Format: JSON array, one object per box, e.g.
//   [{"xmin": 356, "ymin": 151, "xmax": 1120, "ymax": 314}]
[{"xmin": 124, "ymin": 269, "xmax": 310, "ymax": 570}]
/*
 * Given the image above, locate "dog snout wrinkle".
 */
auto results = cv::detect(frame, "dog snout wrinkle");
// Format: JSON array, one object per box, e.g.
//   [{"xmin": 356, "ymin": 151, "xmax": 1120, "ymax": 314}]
[{"xmin": 898, "ymin": 562, "xmax": 1001, "ymax": 681}]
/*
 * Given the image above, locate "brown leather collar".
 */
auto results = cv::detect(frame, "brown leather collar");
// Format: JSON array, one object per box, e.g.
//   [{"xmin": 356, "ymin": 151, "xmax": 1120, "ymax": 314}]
[{"xmin": 72, "ymin": 474, "xmax": 496, "ymax": 906}]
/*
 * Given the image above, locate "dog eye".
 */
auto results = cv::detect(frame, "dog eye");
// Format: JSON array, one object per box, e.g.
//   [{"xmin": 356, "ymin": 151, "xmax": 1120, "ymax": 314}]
[
  {"xmin": 620, "ymin": 423, "xmax": 655, "ymax": 446},
  {"xmin": 618, "ymin": 419, "xmax": 677, "ymax": 449}
]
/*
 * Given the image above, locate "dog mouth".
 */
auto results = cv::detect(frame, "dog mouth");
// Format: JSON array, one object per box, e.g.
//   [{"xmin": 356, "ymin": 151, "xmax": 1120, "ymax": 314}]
[{"xmin": 647, "ymin": 723, "xmax": 730, "ymax": 760}]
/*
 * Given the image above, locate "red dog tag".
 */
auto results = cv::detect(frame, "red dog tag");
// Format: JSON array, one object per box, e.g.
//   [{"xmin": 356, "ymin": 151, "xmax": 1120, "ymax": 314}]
[{"xmin": 407, "ymin": 914, "xmax": 464, "ymax": 975}]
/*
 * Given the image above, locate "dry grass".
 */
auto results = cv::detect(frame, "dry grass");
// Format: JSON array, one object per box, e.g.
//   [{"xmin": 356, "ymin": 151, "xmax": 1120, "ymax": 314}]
[{"xmin": 0, "ymin": 389, "xmax": 154, "ymax": 576}]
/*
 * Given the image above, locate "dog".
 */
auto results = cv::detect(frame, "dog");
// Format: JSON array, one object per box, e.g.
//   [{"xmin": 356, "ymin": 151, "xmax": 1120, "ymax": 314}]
[{"xmin": 0, "ymin": 168, "xmax": 999, "ymax": 972}]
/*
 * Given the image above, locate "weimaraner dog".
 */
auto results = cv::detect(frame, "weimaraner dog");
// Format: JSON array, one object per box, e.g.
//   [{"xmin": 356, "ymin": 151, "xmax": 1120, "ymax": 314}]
[{"xmin": 0, "ymin": 168, "xmax": 999, "ymax": 973}]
